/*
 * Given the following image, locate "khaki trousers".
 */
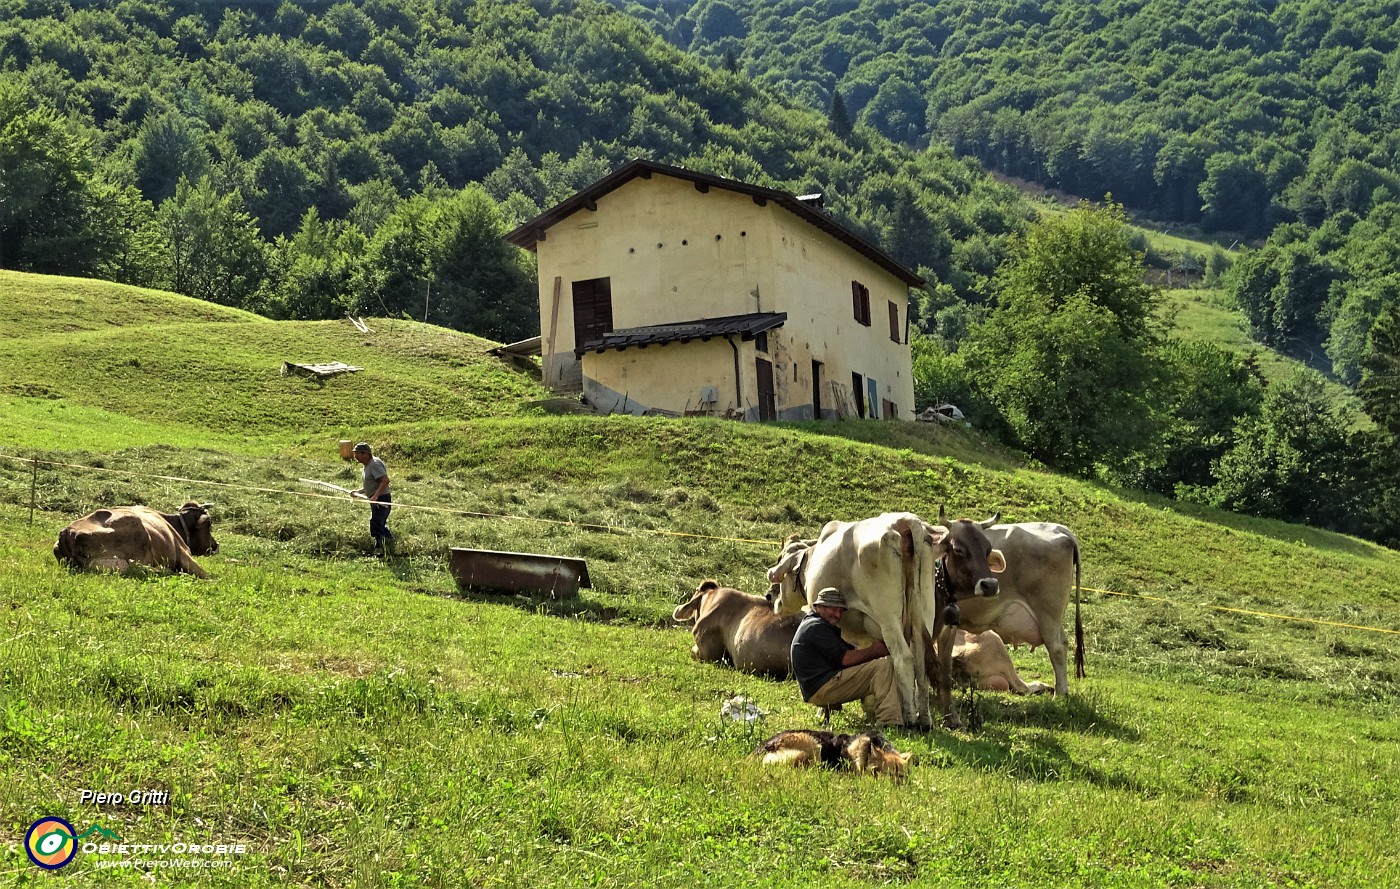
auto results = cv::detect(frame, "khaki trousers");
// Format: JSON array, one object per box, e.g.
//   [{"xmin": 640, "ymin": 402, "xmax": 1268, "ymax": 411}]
[{"xmin": 806, "ymin": 657, "xmax": 903, "ymax": 726}]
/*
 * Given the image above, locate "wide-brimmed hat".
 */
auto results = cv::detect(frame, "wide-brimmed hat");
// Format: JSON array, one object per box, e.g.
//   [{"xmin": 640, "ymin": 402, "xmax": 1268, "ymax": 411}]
[
  {"xmin": 814, "ymin": 587, "xmax": 847, "ymax": 609},
  {"xmin": 353, "ymin": 442, "xmax": 372, "ymax": 453}
]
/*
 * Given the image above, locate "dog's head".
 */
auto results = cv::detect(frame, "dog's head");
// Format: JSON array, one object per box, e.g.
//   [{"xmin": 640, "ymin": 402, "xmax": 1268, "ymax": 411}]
[{"xmin": 845, "ymin": 732, "xmax": 917, "ymax": 781}]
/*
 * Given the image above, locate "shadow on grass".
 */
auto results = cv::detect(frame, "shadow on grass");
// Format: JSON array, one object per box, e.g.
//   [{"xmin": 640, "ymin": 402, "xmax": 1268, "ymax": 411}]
[
  {"xmin": 774, "ymin": 418, "xmax": 1028, "ymax": 473},
  {"xmin": 907, "ymin": 687, "xmax": 1146, "ymax": 790},
  {"xmin": 436, "ymin": 585, "xmax": 665, "ymax": 627}
]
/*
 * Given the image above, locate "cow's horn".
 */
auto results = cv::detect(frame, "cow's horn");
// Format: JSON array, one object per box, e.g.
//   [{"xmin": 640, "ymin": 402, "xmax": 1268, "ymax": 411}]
[
  {"xmin": 937, "ymin": 504, "xmax": 946, "ymax": 523},
  {"xmin": 978, "ymin": 512, "xmax": 1001, "ymax": 529}
]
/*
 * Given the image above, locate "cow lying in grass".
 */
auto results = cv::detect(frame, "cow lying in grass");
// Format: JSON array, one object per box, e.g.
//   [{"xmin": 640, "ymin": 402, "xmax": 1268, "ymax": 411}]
[
  {"xmin": 754, "ymin": 729, "xmax": 915, "ymax": 780},
  {"xmin": 54, "ymin": 502, "xmax": 218, "ymax": 578},
  {"xmin": 675, "ymin": 579, "xmax": 1050, "ymax": 694},
  {"xmin": 672, "ymin": 580, "xmax": 800, "ymax": 679}
]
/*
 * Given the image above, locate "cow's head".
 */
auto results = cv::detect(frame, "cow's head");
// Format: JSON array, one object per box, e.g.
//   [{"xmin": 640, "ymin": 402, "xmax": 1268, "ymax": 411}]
[
  {"xmin": 766, "ymin": 536, "xmax": 812, "ymax": 615},
  {"xmin": 929, "ymin": 505, "xmax": 1004, "ymax": 601},
  {"xmin": 176, "ymin": 502, "xmax": 218, "ymax": 555}
]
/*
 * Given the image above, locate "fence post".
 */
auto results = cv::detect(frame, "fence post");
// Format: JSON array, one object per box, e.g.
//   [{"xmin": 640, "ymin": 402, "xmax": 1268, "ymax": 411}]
[{"xmin": 29, "ymin": 455, "xmax": 39, "ymax": 526}]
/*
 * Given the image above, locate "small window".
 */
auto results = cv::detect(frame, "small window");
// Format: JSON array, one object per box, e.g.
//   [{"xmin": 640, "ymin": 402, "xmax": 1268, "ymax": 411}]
[
  {"xmin": 888, "ymin": 301, "xmax": 901, "ymax": 343},
  {"xmin": 754, "ymin": 331, "xmax": 768, "ymax": 353},
  {"xmin": 852, "ymin": 281, "xmax": 871, "ymax": 326}
]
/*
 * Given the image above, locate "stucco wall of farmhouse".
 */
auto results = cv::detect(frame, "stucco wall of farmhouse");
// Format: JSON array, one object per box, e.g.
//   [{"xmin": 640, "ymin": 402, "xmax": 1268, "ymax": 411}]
[{"xmin": 534, "ymin": 172, "xmax": 914, "ymax": 419}]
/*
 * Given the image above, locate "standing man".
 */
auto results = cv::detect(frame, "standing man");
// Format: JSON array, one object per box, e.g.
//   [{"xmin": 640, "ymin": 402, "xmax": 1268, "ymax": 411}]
[
  {"xmin": 351, "ymin": 442, "xmax": 394, "ymax": 556},
  {"xmin": 790, "ymin": 587, "xmax": 903, "ymax": 726}
]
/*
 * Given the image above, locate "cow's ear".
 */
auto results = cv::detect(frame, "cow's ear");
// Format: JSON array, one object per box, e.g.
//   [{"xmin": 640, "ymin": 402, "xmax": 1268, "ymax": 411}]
[
  {"xmin": 927, "ymin": 524, "xmax": 949, "ymax": 546},
  {"xmin": 987, "ymin": 548, "xmax": 1007, "ymax": 574}
]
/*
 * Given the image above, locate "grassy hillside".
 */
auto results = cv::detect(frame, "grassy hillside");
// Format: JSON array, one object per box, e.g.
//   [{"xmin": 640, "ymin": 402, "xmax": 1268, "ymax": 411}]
[
  {"xmin": 2, "ymin": 276, "xmax": 1398, "ymax": 886},
  {"xmin": 0, "ymin": 271, "xmax": 550, "ymax": 452}
]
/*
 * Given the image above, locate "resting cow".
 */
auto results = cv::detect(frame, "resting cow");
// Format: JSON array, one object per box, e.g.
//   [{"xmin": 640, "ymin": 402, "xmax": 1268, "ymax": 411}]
[
  {"xmin": 54, "ymin": 502, "xmax": 218, "ymax": 578},
  {"xmin": 766, "ymin": 511, "xmax": 1005, "ymax": 729},
  {"xmin": 673, "ymin": 580, "xmax": 799, "ymax": 679},
  {"xmin": 677, "ymin": 579, "xmax": 1048, "ymax": 694},
  {"xmin": 954, "ymin": 521, "xmax": 1084, "ymax": 695},
  {"xmin": 953, "ymin": 629, "xmax": 1052, "ymax": 695}
]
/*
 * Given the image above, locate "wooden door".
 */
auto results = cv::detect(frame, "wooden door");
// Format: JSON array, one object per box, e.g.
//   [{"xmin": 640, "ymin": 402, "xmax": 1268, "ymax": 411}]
[
  {"xmin": 571, "ymin": 278, "xmax": 613, "ymax": 347},
  {"xmin": 756, "ymin": 358, "xmax": 776, "ymax": 421}
]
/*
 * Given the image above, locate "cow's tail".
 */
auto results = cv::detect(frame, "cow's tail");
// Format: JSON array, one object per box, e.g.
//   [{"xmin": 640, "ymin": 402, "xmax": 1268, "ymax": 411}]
[
  {"xmin": 898, "ymin": 522, "xmax": 918, "ymax": 650},
  {"xmin": 1073, "ymin": 542, "xmax": 1085, "ymax": 679}
]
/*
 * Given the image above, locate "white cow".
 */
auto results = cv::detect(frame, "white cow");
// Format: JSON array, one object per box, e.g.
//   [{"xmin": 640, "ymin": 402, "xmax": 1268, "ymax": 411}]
[
  {"xmin": 767, "ymin": 512, "xmax": 1005, "ymax": 729},
  {"xmin": 956, "ymin": 522, "xmax": 1083, "ymax": 695}
]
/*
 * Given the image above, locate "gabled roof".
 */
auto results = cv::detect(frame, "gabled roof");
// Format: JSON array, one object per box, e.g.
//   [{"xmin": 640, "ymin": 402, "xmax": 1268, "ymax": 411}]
[
  {"xmin": 576, "ymin": 312, "xmax": 787, "ymax": 357},
  {"xmin": 505, "ymin": 159, "xmax": 923, "ymax": 287}
]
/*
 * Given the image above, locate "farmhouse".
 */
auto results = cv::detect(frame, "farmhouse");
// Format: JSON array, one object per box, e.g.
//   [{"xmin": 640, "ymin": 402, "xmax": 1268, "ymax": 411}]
[{"xmin": 505, "ymin": 159, "xmax": 922, "ymax": 421}]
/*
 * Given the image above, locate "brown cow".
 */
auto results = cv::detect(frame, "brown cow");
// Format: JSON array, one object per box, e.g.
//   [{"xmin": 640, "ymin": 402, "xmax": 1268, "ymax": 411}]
[
  {"xmin": 54, "ymin": 502, "xmax": 218, "ymax": 578},
  {"xmin": 679, "ymin": 579, "xmax": 1048, "ymax": 694},
  {"xmin": 673, "ymin": 580, "xmax": 799, "ymax": 679},
  {"xmin": 953, "ymin": 629, "xmax": 1052, "ymax": 695}
]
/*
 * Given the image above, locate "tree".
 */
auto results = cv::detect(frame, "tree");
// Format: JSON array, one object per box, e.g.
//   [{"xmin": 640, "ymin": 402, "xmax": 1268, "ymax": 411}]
[
  {"xmin": 990, "ymin": 200, "xmax": 1161, "ymax": 341},
  {"xmin": 156, "ymin": 178, "xmax": 268, "ymax": 309},
  {"xmin": 1227, "ymin": 238, "xmax": 1337, "ymax": 361},
  {"xmin": 1324, "ymin": 277, "xmax": 1397, "ymax": 385},
  {"xmin": 1353, "ymin": 302, "xmax": 1400, "ymax": 543},
  {"xmin": 1358, "ymin": 301, "xmax": 1400, "ymax": 437},
  {"xmin": 1199, "ymin": 152, "xmax": 1271, "ymax": 236},
  {"xmin": 132, "ymin": 110, "xmax": 210, "ymax": 205},
  {"xmin": 1123, "ymin": 340, "xmax": 1263, "ymax": 495},
  {"xmin": 263, "ymin": 208, "xmax": 363, "ymax": 320},
  {"xmin": 0, "ymin": 79, "xmax": 106, "ymax": 272},
  {"xmin": 828, "ymin": 89, "xmax": 852, "ymax": 138},
  {"xmin": 360, "ymin": 185, "xmax": 535, "ymax": 341},
  {"xmin": 1202, "ymin": 369, "xmax": 1358, "ymax": 529},
  {"xmin": 962, "ymin": 203, "xmax": 1165, "ymax": 474}
]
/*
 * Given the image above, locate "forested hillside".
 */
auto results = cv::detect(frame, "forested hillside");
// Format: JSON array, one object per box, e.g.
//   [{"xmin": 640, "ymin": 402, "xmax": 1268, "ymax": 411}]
[
  {"xmin": 0, "ymin": 0, "xmax": 1030, "ymax": 339},
  {"xmin": 653, "ymin": 0, "xmax": 1400, "ymax": 383}
]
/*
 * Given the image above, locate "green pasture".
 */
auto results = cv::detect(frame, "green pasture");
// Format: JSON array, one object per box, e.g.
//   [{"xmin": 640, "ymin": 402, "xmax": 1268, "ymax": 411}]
[{"xmin": 1, "ymin": 275, "xmax": 1398, "ymax": 886}]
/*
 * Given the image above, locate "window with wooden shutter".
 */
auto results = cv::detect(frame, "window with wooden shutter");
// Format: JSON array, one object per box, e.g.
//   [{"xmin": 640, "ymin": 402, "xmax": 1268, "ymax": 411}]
[
  {"xmin": 852, "ymin": 281, "xmax": 871, "ymax": 326},
  {"xmin": 888, "ymin": 301, "xmax": 901, "ymax": 342}
]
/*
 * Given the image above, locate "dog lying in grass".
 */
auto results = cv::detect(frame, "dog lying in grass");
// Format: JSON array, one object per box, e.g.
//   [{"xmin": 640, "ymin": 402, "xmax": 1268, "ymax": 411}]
[{"xmin": 753, "ymin": 730, "xmax": 915, "ymax": 780}]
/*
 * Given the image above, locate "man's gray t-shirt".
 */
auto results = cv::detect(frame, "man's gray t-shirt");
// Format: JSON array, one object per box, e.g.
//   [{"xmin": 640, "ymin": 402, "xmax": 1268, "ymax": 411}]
[
  {"xmin": 361, "ymin": 457, "xmax": 389, "ymax": 497},
  {"xmin": 790, "ymin": 611, "xmax": 853, "ymax": 700}
]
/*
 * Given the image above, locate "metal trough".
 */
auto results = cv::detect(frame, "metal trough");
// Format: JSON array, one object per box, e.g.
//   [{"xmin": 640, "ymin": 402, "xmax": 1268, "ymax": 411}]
[{"xmin": 448, "ymin": 547, "xmax": 592, "ymax": 599}]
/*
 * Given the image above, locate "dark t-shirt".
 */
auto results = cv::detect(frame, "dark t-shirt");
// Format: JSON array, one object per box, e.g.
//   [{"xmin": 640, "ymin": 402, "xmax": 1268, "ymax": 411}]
[{"xmin": 790, "ymin": 611, "xmax": 853, "ymax": 700}]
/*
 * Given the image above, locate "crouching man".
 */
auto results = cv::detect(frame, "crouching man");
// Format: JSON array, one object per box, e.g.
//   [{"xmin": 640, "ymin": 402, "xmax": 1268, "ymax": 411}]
[{"xmin": 790, "ymin": 587, "xmax": 903, "ymax": 726}]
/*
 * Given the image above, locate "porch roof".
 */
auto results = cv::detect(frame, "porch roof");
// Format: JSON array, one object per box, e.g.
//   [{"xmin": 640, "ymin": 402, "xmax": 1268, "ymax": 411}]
[{"xmin": 576, "ymin": 312, "xmax": 787, "ymax": 356}]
